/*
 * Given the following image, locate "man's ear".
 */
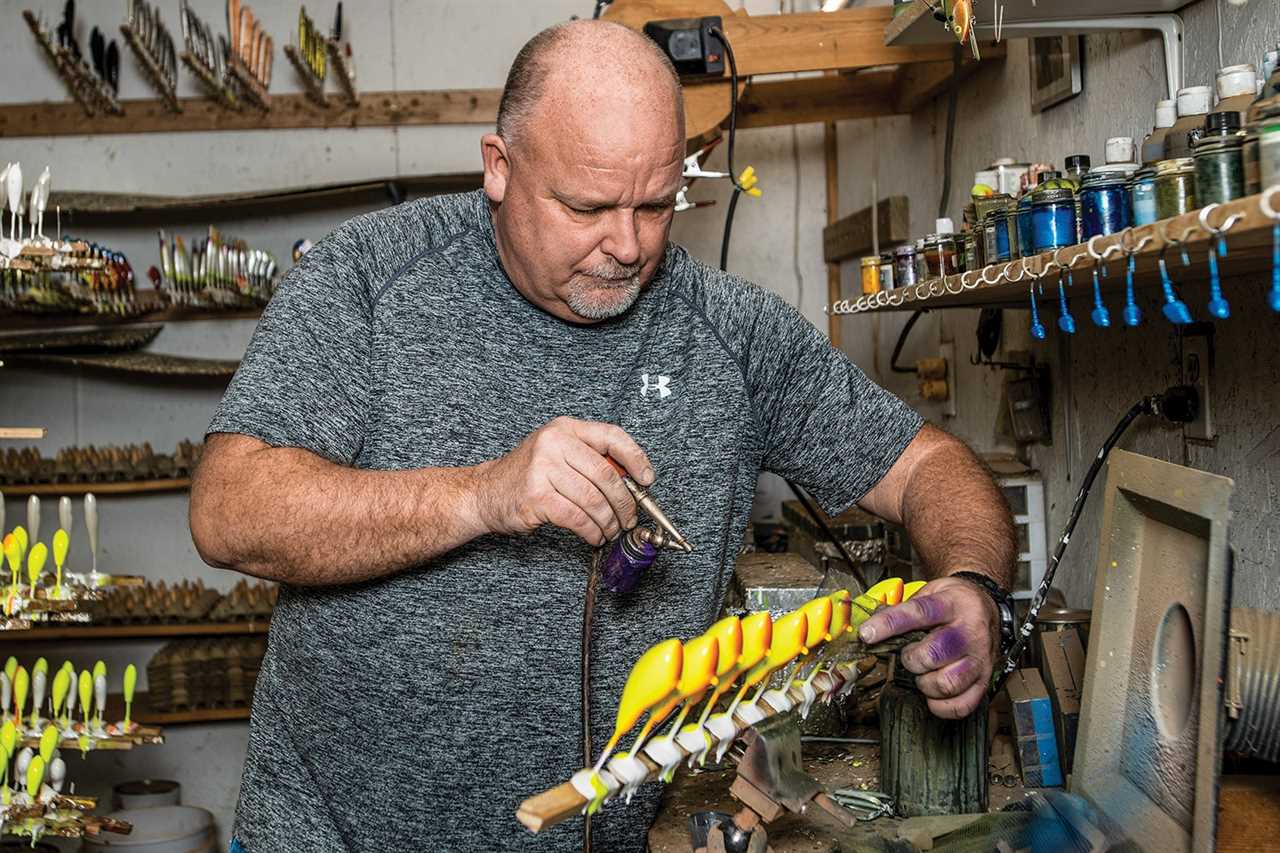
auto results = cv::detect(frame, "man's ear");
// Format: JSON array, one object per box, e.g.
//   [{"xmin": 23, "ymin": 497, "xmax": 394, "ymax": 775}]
[{"xmin": 481, "ymin": 133, "xmax": 510, "ymax": 204}]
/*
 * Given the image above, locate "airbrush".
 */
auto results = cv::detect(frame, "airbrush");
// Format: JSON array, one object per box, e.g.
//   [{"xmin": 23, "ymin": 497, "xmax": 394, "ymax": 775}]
[{"xmin": 600, "ymin": 458, "xmax": 692, "ymax": 594}]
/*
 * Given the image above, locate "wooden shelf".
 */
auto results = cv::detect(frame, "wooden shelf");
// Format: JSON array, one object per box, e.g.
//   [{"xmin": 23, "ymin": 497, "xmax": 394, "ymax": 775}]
[
  {"xmin": 51, "ymin": 171, "xmax": 482, "ymax": 224},
  {"xmin": 832, "ymin": 191, "xmax": 1280, "ymax": 318},
  {"xmin": 3, "ymin": 620, "xmax": 269, "ymax": 641},
  {"xmin": 0, "ymin": 478, "xmax": 191, "ymax": 496},
  {"xmin": 104, "ymin": 691, "xmax": 250, "ymax": 726},
  {"xmin": 886, "ymin": 0, "xmax": 1184, "ymax": 45},
  {"xmin": 0, "ymin": 306, "xmax": 262, "ymax": 333}
]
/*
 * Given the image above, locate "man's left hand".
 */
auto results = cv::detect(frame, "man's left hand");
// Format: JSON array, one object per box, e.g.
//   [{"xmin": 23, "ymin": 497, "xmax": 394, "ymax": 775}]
[{"xmin": 856, "ymin": 575, "xmax": 999, "ymax": 719}]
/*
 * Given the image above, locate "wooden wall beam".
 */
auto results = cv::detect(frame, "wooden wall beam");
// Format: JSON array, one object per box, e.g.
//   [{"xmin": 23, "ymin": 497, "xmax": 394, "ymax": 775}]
[
  {"xmin": 734, "ymin": 71, "xmax": 900, "ymax": 130},
  {"xmin": 823, "ymin": 196, "xmax": 911, "ymax": 264},
  {"xmin": 892, "ymin": 42, "xmax": 1006, "ymax": 114},
  {"xmin": 0, "ymin": 89, "xmax": 500, "ymax": 139}
]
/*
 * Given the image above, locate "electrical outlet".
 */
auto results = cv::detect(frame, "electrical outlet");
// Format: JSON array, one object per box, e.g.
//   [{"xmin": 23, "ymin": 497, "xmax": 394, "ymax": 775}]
[
  {"xmin": 1182, "ymin": 331, "xmax": 1214, "ymax": 442},
  {"xmin": 643, "ymin": 17, "xmax": 725, "ymax": 78}
]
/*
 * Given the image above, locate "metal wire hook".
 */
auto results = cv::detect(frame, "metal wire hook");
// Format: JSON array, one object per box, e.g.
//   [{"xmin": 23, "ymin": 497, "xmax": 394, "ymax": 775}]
[
  {"xmin": 1260, "ymin": 185, "xmax": 1280, "ymax": 220},
  {"xmin": 1053, "ymin": 245, "xmax": 1090, "ymax": 270},
  {"xmin": 961, "ymin": 270, "xmax": 980, "ymax": 290},
  {"xmin": 944, "ymin": 275, "xmax": 964, "ymax": 295},
  {"xmin": 1038, "ymin": 258, "xmax": 1061, "ymax": 279},
  {"xmin": 980, "ymin": 265, "xmax": 1002, "ymax": 286},
  {"xmin": 1086, "ymin": 234, "xmax": 1123, "ymax": 263},
  {"xmin": 1119, "ymin": 226, "xmax": 1157, "ymax": 256},
  {"xmin": 1198, "ymin": 202, "xmax": 1245, "ymax": 237},
  {"xmin": 1002, "ymin": 261, "xmax": 1024, "ymax": 283}
]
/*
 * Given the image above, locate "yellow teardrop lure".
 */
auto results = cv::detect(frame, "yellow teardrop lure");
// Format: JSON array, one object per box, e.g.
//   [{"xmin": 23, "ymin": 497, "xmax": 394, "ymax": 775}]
[
  {"xmin": 0, "ymin": 719, "xmax": 15, "ymax": 799},
  {"xmin": 732, "ymin": 609, "xmax": 808, "ymax": 714},
  {"xmin": 77, "ymin": 670, "xmax": 92, "ymax": 728},
  {"xmin": 799, "ymin": 596, "xmax": 834, "ymax": 650},
  {"xmin": 12, "ymin": 666, "xmax": 28, "ymax": 728},
  {"xmin": 628, "ymin": 634, "xmax": 718, "ymax": 758},
  {"xmin": 3, "ymin": 535, "xmax": 19, "ymax": 602},
  {"xmin": 593, "ymin": 638, "xmax": 683, "ymax": 773},
  {"xmin": 11, "ymin": 527, "xmax": 27, "ymax": 565},
  {"xmin": 26, "ymin": 542, "xmax": 47, "ymax": 591},
  {"xmin": 51, "ymin": 529, "xmax": 69, "ymax": 599},
  {"xmin": 3, "ymin": 656, "xmax": 16, "ymax": 684},
  {"xmin": 25, "ymin": 753, "xmax": 44, "ymax": 801},
  {"xmin": 38, "ymin": 725, "xmax": 58, "ymax": 765},
  {"xmin": 866, "ymin": 577, "xmax": 905, "ymax": 606},
  {"xmin": 903, "ymin": 580, "xmax": 927, "ymax": 601},
  {"xmin": 51, "ymin": 668, "xmax": 69, "ymax": 728},
  {"xmin": 123, "ymin": 664, "xmax": 138, "ymax": 731},
  {"xmin": 696, "ymin": 611, "xmax": 770, "ymax": 727}
]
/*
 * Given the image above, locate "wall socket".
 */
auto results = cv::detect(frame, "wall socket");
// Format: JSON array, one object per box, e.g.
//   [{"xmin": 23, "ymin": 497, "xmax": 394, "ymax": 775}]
[{"xmin": 1182, "ymin": 329, "xmax": 1214, "ymax": 442}]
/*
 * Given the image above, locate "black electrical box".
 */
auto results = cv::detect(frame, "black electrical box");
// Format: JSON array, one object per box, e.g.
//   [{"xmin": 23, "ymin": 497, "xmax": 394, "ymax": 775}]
[{"xmin": 643, "ymin": 16, "xmax": 725, "ymax": 79}]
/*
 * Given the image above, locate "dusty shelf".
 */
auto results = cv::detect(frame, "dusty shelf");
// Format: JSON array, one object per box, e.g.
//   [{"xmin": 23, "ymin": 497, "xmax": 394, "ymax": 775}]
[
  {"xmin": 104, "ymin": 692, "xmax": 251, "ymax": 726},
  {"xmin": 886, "ymin": 0, "xmax": 1185, "ymax": 45},
  {"xmin": 0, "ymin": 306, "xmax": 262, "ymax": 333},
  {"xmin": 833, "ymin": 190, "xmax": 1280, "ymax": 317},
  {"xmin": 0, "ymin": 478, "xmax": 192, "ymax": 496},
  {"xmin": 2, "ymin": 620, "xmax": 269, "ymax": 642}
]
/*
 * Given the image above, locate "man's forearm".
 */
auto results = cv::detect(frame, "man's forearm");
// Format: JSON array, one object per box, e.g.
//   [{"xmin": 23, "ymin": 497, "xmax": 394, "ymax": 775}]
[
  {"xmin": 901, "ymin": 438, "xmax": 1015, "ymax": 587},
  {"xmin": 190, "ymin": 435, "xmax": 488, "ymax": 586},
  {"xmin": 860, "ymin": 424, "xmax": 1015, "ymax": 588}
]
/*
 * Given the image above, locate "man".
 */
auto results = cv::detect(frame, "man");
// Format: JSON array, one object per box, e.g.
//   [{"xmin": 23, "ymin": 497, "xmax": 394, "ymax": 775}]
[{"xmin": 190, "ymin": 19, "xmax": 1014, "ymax": 853}]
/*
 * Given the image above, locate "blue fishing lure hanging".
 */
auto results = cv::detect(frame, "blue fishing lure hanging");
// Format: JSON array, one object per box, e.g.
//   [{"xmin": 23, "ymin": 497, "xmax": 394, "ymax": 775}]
[
  {"xmin": 1029, "ymin": 280, "xmax": 1046, "ymax": 340},
  {"xmin": 1057, "ymin": 270, "xmax": 1076, "ymax": 334},
  {"xmin": 1206, "ymin": 235, "xmax": 1230, "ymax": 320},
  {"xmin": 1270, "ymin": 221, "xmax": 1280, "ymax": 313},
  {"xmin": 1158, "ymin": 252, "xmax": 1192, "ymax": 325},
  {"xmin": 1123, "ymin": 253, "xmax": 1142, "ymax": 327},
  {"xmin": 1090, "ymin": 265, "xmax": 1111, "ymax": 328}
]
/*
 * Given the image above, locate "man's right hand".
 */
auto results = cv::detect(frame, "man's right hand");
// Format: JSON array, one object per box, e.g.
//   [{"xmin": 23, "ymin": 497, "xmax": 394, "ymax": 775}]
[{"xmin": 472, "ymin": 417, "xmax": 655, "ymax": 546}]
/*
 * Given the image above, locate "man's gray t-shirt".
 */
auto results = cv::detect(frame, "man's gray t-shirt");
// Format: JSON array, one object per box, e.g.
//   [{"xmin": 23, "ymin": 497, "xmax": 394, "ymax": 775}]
[{"xmin": 209, "ymin": 189, "xmax": 923, "ymax": 852}]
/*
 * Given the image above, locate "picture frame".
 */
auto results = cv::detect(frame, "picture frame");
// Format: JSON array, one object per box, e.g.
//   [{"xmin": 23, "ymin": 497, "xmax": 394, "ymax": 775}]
[{"xmin": 1029, "ymin": 35, "xmax": 1083, "ymax": 113}]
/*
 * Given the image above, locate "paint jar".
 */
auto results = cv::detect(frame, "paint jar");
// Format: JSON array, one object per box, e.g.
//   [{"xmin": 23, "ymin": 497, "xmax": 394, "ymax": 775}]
[
  {"xmin": 921, "ymin": 233, "xmax": 960, "ymax": 277},
  {"xmin": 1166, "ymin": 85, "xmax": 1213, "ymax": 159},
  {"xmin": 1194, "ymin": 112, "xmax": 1245, "ymax": 205},
  {"xmin": 860, "ymin": 255, "xmax": 881, "ymax": 295},
  {"xmin": 1142, "ymin": 99, "xmax": 1178, "ymax": 164},
  {"xmin": 1154, "ymin": 158, "xmax": 1198, "ymax": 219},
  {"xmin": 894, "ymin": 244, "xmax": 919, "ymax": 287},
  {"xmin": 880, "ymin": 252, "xmax": 895, "ymax": 291},
  {"xmin": 962, "ymin": 231, "xmax": 980, "ymax": 271},
  {"xmin": 1217, "ymin": 64, "xmax": 1259, "ymax": 118},
  {"xmin": 991, "ymin": 158, "xmax": 1031, "ymax": 197},
  {"xmin": 1263, "ymin": 47, "xmax": 1280, "ymax": 96},
  {"xmin": 1259, "ymin": 121, "xmax": 1280, "ymax": 189},
  {"xmin": 983, "ymin": 208, "xmax": 1019, "ymax": 262},
  {"xmin": 1105, "ymin": 137, "xmax": 1137, "ymax": 165},
  {"xmin": 1129, "ymin": 166, "xmax": 1159, "ymax": 226},
  {"xmin": 1064, "ymin": 155, "xmax": 1090, "ymax": 242},
  {"xmin": 1030, "ymin": 184, "xmax": 1077, "ymax": 253},
  {"xmin": 1080, "ymin": 170, "xmax": 1132, "ymax": 238}
]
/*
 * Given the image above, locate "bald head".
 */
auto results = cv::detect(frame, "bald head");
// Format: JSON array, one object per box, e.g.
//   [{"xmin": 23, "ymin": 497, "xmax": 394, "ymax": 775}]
[{"xmin": 496, "ymin": 19, "xmax": 684, "ymax": 150}]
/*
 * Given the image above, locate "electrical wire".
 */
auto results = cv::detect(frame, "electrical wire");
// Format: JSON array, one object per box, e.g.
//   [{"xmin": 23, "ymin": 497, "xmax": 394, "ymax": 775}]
[
  {"xmin": 890, "ymin": 310, "xmax": 924, "ymax": 374},
  {"xmin": 789, "ymin": 480, "xmax": 871, "ymax": 595},
  {"xmin": 995, "ymin": 388, "xmax": 1196, "ymax": 688},
  {"xmin": 592, "ymin": 0, "xmax": 612, "ymax": 19},
  {"xmin": 710, "ymin": 24, "xmax": 745, "ymax": 274}
]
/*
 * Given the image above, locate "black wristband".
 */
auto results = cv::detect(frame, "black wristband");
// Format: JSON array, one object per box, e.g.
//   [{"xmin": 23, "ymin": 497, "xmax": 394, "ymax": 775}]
[{"xmin": 950, "ymin": 571, "xmax": 1016, "ymax": 657}]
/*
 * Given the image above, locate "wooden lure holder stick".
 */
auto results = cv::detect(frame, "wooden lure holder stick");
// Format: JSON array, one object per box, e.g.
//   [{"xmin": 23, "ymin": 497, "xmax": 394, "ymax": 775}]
[
  {"xmin": 516, "ymin": 634, "xmax": 916, "ymax": 833},
  {"xmin": 23, "ymin": 11, "xmax": 123, "ymax": 118}
]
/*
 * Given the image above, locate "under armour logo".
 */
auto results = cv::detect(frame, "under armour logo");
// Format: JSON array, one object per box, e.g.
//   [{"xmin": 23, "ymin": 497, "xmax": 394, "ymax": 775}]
[{"xmin": 640, "ymin": 373, "xmax": 672, "ymax": 400}]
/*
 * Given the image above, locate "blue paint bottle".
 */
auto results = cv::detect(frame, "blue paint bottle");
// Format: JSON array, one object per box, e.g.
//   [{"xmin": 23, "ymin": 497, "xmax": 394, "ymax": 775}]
[
  {"xmin": 1129, "ymin": 166, "xmax": 1158, "ymax": 226},
  {"xmin": 1080, "ymin": 170, "xmax": 1133, "ymax": 239},
  {"xmin": 1031, "ymin": 183, "xmax": 1077, "ymax": 253}
]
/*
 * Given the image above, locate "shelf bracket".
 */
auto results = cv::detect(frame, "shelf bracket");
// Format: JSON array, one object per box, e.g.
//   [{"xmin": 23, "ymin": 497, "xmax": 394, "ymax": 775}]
[{"xmin": 972, "ymin": 14, "xmax": 1184, "ymax": 101}]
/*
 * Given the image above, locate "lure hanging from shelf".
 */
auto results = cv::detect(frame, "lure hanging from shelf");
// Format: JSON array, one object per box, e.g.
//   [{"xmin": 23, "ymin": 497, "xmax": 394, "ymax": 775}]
[
  {"xmin": 1270, "ymin": 219, "xmax": 1280, "ymax": 312},
  {"xmin": 1028, "ymin": 280, "xmax": 1046, "ymax": 340},
  {"xmin": 1056, "ymin": 269, "xmax": 1076, "ymax": 334},
  {"xmin": 1090, "ymin": 265, "xmax": 1111, "ymax": 328},
  {"xmin": 1206, "ymin": 234, "xmax": 1231, "ymax": 319},
  {"xmin": 1157, "ymin": 251, "xmax": 1193, "ymax": 325},
  {"xmin": 1123, "ymin": 253, "xmax": 1143, "ymax": 327}
]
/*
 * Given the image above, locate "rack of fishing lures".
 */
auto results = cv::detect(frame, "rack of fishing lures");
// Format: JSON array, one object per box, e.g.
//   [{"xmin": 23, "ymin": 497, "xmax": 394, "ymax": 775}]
[
  {"xmin": 1, "ymin": 494, "xmax": 146, "ymax": 631},
  {"xmin": 155, "ymin": 227, "xmax": 279, "ymax": 308},
  {"xmin": 0, "ymin": 163, "xmax": 154, "ymax": 319},
  {"xmin": 121, "ymin": 0, "xmax": 181, "ymax": 113},
  {"xmin": 517, "ymin": 577, "xmax": 925, "ymax": 832},
  {"xmin": 23, "ymin": 3, "xmax": 124, "ymax": 118},
  {"xmin": 830, "ymin": 188, "xmax": 1280, "ymax": 335},
  {"xmin": 178, "ymin": 0, "xmax": 274, "ymax": 112},
  {"xmin": 283, "ymin": 4, "xmax": 357, "ymax": 109}
]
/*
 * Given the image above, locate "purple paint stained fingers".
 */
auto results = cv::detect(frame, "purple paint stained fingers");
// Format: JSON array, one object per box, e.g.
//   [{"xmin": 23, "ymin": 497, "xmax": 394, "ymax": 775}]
[
  {"xmin": 858, "ymin": 593, "xmax": 953, "ymax": 644},
  {"xmin": 901, "ymin": 625, "xmax": 971, "ymax": 674},
  {"xmin": 913, "ymin": 655, "xmax": 981, "ymax": 700}
]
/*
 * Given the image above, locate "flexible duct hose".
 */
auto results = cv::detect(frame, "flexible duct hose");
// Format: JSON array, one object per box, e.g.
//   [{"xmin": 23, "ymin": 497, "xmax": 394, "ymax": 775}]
[{"xmin": 1224, "ymin": 608, "xmax": 1280, "ymax": 763}]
